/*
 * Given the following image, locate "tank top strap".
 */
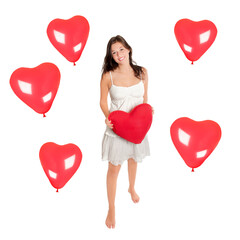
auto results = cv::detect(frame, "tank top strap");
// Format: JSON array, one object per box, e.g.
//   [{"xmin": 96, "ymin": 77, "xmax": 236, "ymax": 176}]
[{"xmin": 109, "ymin": 71, "xmax": 113, "ymax": 85}]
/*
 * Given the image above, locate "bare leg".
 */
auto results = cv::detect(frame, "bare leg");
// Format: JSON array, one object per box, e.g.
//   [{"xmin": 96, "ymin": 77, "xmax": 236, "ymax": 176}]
[
  {"xmin": 106, "ymin": 162, "xmax": 121, "ymax": 229},
  {"xmin": 128, "ymin": 158, "xmax": 140, "ymax": 203}
]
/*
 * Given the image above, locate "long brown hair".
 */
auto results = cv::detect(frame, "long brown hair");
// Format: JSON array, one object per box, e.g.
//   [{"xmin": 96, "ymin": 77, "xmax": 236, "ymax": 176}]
[{"xmin": 102, "ymin": 35, "xmax": 143, "ymax": 79}]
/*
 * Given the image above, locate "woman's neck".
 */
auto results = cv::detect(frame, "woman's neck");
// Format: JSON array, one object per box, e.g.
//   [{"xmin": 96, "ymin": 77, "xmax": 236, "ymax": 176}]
[{"xmin": 116, "ymin": 63, "xmax": 132, "ymax": 73}]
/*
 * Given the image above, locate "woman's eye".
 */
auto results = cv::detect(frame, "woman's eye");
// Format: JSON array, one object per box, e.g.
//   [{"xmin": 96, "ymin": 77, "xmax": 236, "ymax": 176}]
[
  {"xmin": 112, "ymin": 52, "xmax": 116, "ymax": 55},
  {"xmin": 120, "ymin": 48, "xmax": 124, "ymax": 51}
]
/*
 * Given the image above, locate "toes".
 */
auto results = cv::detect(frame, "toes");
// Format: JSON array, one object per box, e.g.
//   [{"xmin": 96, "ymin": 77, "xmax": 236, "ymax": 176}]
[
  {"xmin": 131, "ymin": 194, "xmax": 140, "ymax": 203},
  {"xmin": 106, "ymin": 223, "xmax": 115, "ymax": 229},
  {"xmin": 128, "ymin": 189, "xmax": 140, "ymax": 203},
  {"xmin": 106, "ymin": 218, "xmax": 115, "ymax": 229},
  {"xmin": 106, "ymin": 220, "xmax": 111, "ymax": 228},
  {"xmin": 105, "ymin": 219, "xmax": 111, "ymax": 229}
]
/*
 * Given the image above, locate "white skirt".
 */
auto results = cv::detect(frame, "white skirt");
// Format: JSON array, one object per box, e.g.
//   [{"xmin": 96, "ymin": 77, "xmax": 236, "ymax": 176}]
[{"xmin": 102, "ymin": 133, "xmax": 150, "ymax": 166}]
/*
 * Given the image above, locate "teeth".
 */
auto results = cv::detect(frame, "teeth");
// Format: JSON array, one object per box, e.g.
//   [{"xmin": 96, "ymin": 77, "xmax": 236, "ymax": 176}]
[{"xmin": 119, "ymin": 57, "xmax": 124, "ymax": 61}]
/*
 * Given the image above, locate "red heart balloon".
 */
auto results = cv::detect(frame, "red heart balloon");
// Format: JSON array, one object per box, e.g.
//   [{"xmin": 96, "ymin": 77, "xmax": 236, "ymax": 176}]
[
  {"xmin": 174, "ymin": 19, "xmax": 217, "ymax": 63},
  {"xmin": 39, "ymin": 142, "xmax": 82, "ymax": 192},
  {"xmin": 170, "ymin": 117, "xmax": 221, "ymax": 171},
  {"xmin": 47, "ymin": 15, "xmax": 90, "ymax": 65},
  {"xmin": 10, "ymin": 63, "xmax": 60, "ymax": 117},
  {"xmin": 108, "ymin": 103, "xmax": 153, "ymax": 144}
]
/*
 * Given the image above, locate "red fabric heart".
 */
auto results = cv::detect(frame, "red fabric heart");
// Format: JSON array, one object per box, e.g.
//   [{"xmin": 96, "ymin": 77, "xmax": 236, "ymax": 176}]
[
  {"xmin": 47, "ymin": 15, "xmax": 90, "ymax": 65},
  {"xmin": 174, "ymin": 19, "xmax": 217, "ymax": 63},
  {"xmin": 108, "ymin": 103, "xmax": 153, "ymax": 144},
  {"xmin": 39, "ymin": 142, "xmax": 82, "ymax": 192},
  {"xmin": 10, "ymin": 63, "xmax": 60, "ymax": 117},
  {"xmin": 170, "ymin": 117, "xmax": 221, "ymax": 171}
]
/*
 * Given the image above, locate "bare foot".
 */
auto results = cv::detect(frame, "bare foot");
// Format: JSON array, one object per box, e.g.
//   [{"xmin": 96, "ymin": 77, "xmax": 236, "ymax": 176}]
[
  {"xmin": 105, "ymin": 207, "xmax": 115, "ymax": 229},
  {"xmin": 128, "ymin": 188, "xmax": 140, "ymax": 203}
]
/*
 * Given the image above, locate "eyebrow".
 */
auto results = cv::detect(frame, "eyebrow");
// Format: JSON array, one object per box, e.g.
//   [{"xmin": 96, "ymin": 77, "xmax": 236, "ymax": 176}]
[{"xmin": 111, "ymin": 46, "xmax": 124, "ymax": 53}]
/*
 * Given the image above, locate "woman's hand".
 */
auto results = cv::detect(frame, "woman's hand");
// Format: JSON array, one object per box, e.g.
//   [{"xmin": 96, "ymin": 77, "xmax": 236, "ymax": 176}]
[
  {"xmin": 105, "ymin": 117, "xmax": 113, "ymax": 129},
  {"xmin": 152, "ymin": 107, "xmax": 154, "ymax": 115}
]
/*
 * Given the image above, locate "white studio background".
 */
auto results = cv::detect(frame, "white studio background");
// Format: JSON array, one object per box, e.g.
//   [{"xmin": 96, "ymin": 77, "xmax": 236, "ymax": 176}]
[{"xmin": 1, "ymin": 0, "xmax": 240, "ymax": 239}]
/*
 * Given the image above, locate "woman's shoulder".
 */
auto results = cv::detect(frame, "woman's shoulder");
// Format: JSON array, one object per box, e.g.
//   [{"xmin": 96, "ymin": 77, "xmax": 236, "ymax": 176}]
[
  {"xmin": 101, "ymin": 71, "xmax": 111, "ymax": 79},
  {"xmin": 141, "ymin": 67, "xmax": 148, "ymax": 81},
  {"xmin": 101, "ymin": 71, "xmax": 112, "ymax": 87},
  {"xmin": 141, "ymin": 67, "xmax": 147, "ymax": 74}
]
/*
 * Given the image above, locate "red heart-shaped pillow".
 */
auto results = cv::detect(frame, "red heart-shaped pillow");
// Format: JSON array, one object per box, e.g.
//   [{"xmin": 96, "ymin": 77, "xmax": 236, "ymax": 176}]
[
  {"xmin": 39, "ymin": 142, "xmax": 82, "ymax": 192},
  {"xmin": 10, "ymin": 63, "xmax": 60, "ymax": 117},
  {"xmin": 174, "ymin": 19, "xmax": 217, "ymax": 63},
  {"xmin": 170, "ymin": 117, "xmax": 221, "ymax": 171},
  {"xmin": 108, "ymin": 103, "xmax": 153, "ymax": 144},
  {"xmin": 47, "ymin": 15, "xmax": 90, "ymax": 64}
]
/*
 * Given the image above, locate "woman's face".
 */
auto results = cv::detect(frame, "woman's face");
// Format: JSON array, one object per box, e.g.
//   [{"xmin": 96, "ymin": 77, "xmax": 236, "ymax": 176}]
[{"xmin": 111, "ymin": 42, "xmax": 130, "ymax": 65}]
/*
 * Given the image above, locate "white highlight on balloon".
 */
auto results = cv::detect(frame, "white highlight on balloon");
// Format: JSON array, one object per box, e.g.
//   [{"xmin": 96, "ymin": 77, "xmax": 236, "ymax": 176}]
[
  {"xmin": 49, "ymin": 170, "xmax": 57, "ymax": 179},
  {"xmin": 42, "ymin": 92, "xmax": 52, "ymax": 103},
  {"xmin": 18, "ymin": 80, "xmax": 32, "ymax": 95},
  {"xmin": 64, "ymin": 155, "xmax": 76, "ymax": 170},
  {"xmin": 183, "ymin": 44, "xmax": 192, "ymax": 52},
  {"xmin": 73, "ymin": 42, "xmax": 82, "ymax": 52},
  {"xmin": 178, "ymin": 128, "xmax": 190, "ymax": 146},
  {"xmin": 54, "ymin": 30, "xmax": 65, "ymax": 44},
  {"xmin": 200, "ymin": 30, "xmax": 210, "ymax": 44},
  {"xmin": 196, "ymin": 149, "xmax": 207, "ymax": 158}
]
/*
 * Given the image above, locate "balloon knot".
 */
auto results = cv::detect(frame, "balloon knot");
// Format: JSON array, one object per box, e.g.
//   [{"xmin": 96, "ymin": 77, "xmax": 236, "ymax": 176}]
[
  {"xmin": 192, "ymin": 168, "xmax": 194, "ymax": 172},
  {"xmin": 56, "ymin": 189, "xmax": 59, "ymax": 192},
  {"xmin": 191, "ymin": 61, "xmax": 194, "ymax": 65},
  {"xmin": 43, "ymin": 113, "xmax": 46, "ymax": 118},
  {"xmin": 73, "ymin": 62, "xmax": 76, "ymax": 66}
]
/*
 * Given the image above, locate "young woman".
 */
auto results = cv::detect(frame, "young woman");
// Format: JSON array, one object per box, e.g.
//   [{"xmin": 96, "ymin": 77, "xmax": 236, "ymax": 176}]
[{"xmin": 100, "ymin": 35, "xmax": 151, "ymax": 229}]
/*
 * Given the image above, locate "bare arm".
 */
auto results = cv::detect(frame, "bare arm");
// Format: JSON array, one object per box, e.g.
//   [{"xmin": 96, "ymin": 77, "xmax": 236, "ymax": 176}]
[
  {"xmin": 142, "ymin": 67, "xmax": 154, "ymax": 114},
  {"xmin": 142, "ymin": 67, "xmax": 148, "ymax": 103},
  {"xmin": 100, "ymin": 73, "xmax": 110, "ymax": 117},
  {"xmin": 100, "ymin": 73, "xmax": 113, "ymax": 128}
]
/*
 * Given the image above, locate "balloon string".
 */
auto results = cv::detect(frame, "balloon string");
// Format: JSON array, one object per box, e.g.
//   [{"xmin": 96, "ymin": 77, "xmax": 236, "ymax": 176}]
[{"xmin": 192, "ymin": 168, "xmax": 194, "ymax": 172}]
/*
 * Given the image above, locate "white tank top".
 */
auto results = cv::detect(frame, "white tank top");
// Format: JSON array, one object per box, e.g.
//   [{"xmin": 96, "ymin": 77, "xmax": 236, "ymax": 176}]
[{"xmin": 105, "ymin": 71, "xmax": 145, "ymax": 137}]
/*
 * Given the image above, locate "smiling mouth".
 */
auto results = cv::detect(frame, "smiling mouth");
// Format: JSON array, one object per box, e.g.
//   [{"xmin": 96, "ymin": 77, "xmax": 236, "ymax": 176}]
[{"xmin": 119, "ymin": 57, "xmax": 124, "ymax": 61}]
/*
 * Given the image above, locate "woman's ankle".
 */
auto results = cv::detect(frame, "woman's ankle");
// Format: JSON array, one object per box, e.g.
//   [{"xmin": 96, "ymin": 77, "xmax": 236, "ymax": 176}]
[
  {"xmin": 108, "ymin": 205, "xmax": 115, "ymax": 210},
  {"xmin": 128, "ymin": 187, "xmax": 135, "ymax": 193}
]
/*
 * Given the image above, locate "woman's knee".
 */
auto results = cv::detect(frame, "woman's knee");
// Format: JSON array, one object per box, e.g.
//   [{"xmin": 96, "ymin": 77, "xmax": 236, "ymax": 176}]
[
  {"xmin": 128, "ymin": 158, "xmax": 137, "ymax": 165},
  {"xmin": 108, "ymin": 163, "xmax": 121, "ymax": 177}
]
